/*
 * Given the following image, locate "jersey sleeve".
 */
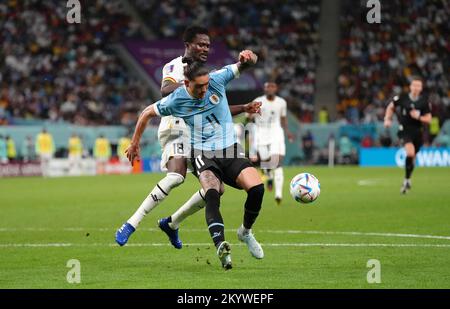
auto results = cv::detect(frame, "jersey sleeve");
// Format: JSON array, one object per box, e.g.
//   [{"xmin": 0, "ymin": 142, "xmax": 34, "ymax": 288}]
[
  {"xmin": 422, "ymin": 98, "xmax": 431, "ymax": 114},
  {"xmin": 210, "ymin": 64, "xmax": 240, "ymax": 87},
  {"xmin": 154, "ymin": 95, "xmax": 175, "ymax": 117},
  {"xmin": 280, "ymin": 98, "xmax": 287, "ymax": 117},
  {"xmin": 391, "ymin": 94, "xmax": 401, "ymax": 107},
  {"xmin": 162, "ymin": 62, "xmax": 181, "ymax": 84}
]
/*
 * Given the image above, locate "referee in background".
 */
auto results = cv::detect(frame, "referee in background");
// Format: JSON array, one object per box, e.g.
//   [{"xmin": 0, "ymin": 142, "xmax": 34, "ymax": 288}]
[{"xmin": 384, "ymin": 76, "xmax": 432, "ymax": 194}]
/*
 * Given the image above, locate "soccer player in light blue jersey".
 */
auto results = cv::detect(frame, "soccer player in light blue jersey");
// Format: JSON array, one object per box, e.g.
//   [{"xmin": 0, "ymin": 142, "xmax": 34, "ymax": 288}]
[{"xmin": 125, "ymin": 50, "xmax": 265, "ymax": 269}]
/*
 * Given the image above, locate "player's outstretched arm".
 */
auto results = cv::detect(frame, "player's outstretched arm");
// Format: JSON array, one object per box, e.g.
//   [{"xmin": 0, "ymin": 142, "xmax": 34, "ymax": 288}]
[
  {"xmin": 281, "ymin": 116, "xmax": 295, "ymax": 142},
  {"xmin": 161, "ymin": 80, "xmax": 183, "ymax": 97},
  {"xmin": 126, "ymin": 104, "xmax": 158, "ymax": 164},
  {"xmin": 229, "ymin": 101, "xmax": 262, "ymax": 116},
  {"xmin": 384, "ymin": 102, "xmax": 395, "ymax": 128},
  {"xmin": 236, "ymin": 50, "xmax": 258, "ymax": 73}
]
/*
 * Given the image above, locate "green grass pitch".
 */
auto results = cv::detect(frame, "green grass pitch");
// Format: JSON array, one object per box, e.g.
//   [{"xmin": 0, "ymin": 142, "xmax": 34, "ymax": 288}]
[{"xmin": 1, "ymin": 167, "xmax": 449, "ymax": 288}]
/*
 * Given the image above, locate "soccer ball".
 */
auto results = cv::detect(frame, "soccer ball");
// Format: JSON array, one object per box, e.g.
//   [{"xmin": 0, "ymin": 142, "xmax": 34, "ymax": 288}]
[{"xmin": 290, "ymin": 173, "xmax": 320, "ymax": 204}]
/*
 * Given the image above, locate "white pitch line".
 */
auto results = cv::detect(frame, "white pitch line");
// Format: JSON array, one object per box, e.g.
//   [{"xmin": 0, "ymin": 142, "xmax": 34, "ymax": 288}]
[
  {"xmin": 1, "ymin": 243, "xmax": 450, "ymax": 248},
  {"xmin": 1, "ymin": 227, "xmax": 450, "ymax": 241}
]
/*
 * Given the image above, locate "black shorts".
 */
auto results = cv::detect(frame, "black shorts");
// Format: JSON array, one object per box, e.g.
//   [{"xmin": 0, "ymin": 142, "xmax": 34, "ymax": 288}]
[
  {"xmin": 398, "ymin": 127, "xmax": 423, "ymax": 153},
  {"xmin": 191, "ymin": 143, "xmax": 254, "ymax": 189}
]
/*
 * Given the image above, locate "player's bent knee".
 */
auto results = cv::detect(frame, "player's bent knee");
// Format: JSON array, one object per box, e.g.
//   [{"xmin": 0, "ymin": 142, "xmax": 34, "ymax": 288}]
[
  {"xmin": 219, "ymin": 183, "xmax": 225, "ymax": 195},
  {"xmin": 246, "ymin": 183, "xmax": 265, "ymax": 211},
  {"xmin": 165, "ymin": 172, "xmax": 185, "ymax": 189}
]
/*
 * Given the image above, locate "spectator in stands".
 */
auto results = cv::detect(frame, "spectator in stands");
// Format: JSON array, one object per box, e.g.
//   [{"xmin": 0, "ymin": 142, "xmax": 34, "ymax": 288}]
[
  {"xmin": 429, "ymin": 116, "xmax": 440, "ymax": 144},
  {"xmin": 338, "ymin": 0, "xmax": 449, "ymax": 123},
  {"xmin": 6, "ymin": 135, "xmax": 17, "ymax": 162},
  {"xmin": 302, "ymin": 130, "xmax": 315, "ymax": 164},
  {"xmin": 318, "ymin": 106, "xmax": 329, "ymax": 124},
  {"xmin": 360, "ymin": 135, "xmax": 374, "ymax": 148},
  {"xmin": 94, "ymin": 134, "xmax": 112, "ymax": 174},
  {"xmin": 0, "ymin": 0, "xmax": 148, "ymax": 125},
  {"xmin": 118, "ymin": 135, "xmax": 132, "ymax": 163},
  {"xmin": 433, "ymin": 129, "xmax": 450, "ymax": 148},
  {"xmin": 68, "ymin": 133, "xmax": 83, "ymax": 175},
  {"xmin": 21, "ymin": 135, "xmax": 36, "ymax": 162},
  {"xmin": 131, "ymin": 0, "xmax": 321, "ymax": 121},
  {"xmin": 0, "ymin": 135, "xmax": 8, "ymax": 163},
  {"xmin": 339, "ymin": 134, "xmax": 353, "ymax": 164},
  {"xmin": 379, "ymin": 130, "xmax": 393, "ymax": 148},
  {"xmin": 35, "ymin": 129, "xmax": 55, "ymax": 176}
]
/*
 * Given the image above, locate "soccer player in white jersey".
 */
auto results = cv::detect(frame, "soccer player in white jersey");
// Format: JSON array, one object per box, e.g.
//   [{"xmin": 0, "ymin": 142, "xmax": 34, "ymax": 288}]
[
  {"xmin": 248, "ymin": 82, "xmax": 294, "ymax": 205},
  {"xmin": 115, "ymin": 26, "xmax": 261, "ymax": 248}
]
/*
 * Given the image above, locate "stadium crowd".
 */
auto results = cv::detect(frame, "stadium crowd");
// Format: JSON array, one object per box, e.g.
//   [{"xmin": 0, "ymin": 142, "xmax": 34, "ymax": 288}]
[
  {"xmin": 0, "ymin": 0, "xmax": 149, "ymax": 126},
  {"xmin": 131, "ymin": 0, "xmax": 320, "ymax": 123},
  {"xmin": 338, "ymin": 0, "xmax": 449, "ymax": 124},
  {"xmin": 0, "ymin": 0, "xmax": 448, "ymax": 130}
]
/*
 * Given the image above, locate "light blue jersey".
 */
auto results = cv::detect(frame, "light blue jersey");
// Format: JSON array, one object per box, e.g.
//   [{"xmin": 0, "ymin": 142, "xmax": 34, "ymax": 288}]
[{"xmin": 155, "ymin": 64, "xmax": 239, "ymax": 151}]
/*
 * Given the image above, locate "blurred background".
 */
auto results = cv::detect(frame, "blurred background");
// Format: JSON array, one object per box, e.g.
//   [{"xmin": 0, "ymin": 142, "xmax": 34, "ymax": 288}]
[{"xmin": 0, "ymin": 0, "xmax": 449, "ymax": 177}]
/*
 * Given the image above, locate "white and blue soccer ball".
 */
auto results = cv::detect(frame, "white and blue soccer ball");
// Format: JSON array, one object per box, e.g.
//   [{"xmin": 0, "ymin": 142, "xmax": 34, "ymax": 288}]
[{"xmin": 290, "ymin": 173, "xmax": 321, "ymax": 204}]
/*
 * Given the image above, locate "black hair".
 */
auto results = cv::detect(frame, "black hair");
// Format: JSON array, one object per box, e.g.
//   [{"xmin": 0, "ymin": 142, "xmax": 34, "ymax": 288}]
[
  {"xmin": 182, "ymin": 25, "xmax": 209, "ymax": 43},
  {"xmin": 184, "ymin": 61, "xmax": 209, "ymax": 81},
  {"xmin": 410, "ymin": 75, "xmax": 423, "ymax": 83}
]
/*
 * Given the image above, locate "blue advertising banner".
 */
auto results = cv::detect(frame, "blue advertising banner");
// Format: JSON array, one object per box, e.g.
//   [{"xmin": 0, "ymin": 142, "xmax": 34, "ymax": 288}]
[
  {"xmin": 142, "ymin": 157, "xmax": 162, "ymax": 173},
  {"xmin": 360, "ymin": 148, "xmax": 450, "ymax": 167}
]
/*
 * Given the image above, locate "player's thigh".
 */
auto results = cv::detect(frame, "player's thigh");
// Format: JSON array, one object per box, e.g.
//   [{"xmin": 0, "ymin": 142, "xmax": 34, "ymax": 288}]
[
  {"xmin": 236, "ymin": 166, "xmax": 263, "ymax": 192},
  {"xmin": 404, "ymin": 142, "xmax": 416, "ymax": 157},
  {"xmin": 161, "ymin": 137, "xmax": 188, "ymax": 175},
  {"xmin": 198, "ymin": 169, "xmax": 222, "ymax": 192},
  {"xmin": 191, "ymin": 153, "xmax": 224, "ymax": 192},
  {"xmin": 257, "ymin": 143, "xmax": 271, "ymax": 162},
  {"xmin": 166, "ymin": 156, "xmax": 187, "ymax": 177}
]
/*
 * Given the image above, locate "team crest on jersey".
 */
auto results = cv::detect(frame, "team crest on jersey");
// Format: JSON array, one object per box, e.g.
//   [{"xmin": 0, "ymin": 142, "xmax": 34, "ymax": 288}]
[{"xmin": 209, "ymin": 94, "xmax": 219, "ymax": 105}]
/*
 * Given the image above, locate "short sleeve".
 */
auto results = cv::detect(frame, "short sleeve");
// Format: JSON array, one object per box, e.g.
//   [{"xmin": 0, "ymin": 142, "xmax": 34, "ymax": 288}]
[
  {"xmin": 154, "ymin": 96, "xmax": 173, "ymax": 117},
  {"xmin": 280, "ymin": 98, "xmax": 287, "ymax": 117},
  {"xmin": 422, "ymin": 97, "xmax": 431, "ymax": 114},
  {"xmin": 210, "ymin": 64, "xmax": 240, "ymax": 87},
  {"xmin": 391, "ymin": 95, "xmax": 401, "ymax": 107}
]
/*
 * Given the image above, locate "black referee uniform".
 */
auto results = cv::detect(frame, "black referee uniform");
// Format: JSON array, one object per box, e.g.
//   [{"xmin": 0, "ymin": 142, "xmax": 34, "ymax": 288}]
[{"xmin": 392, "ymin": 93, "xmax": 431, "ymax": 153}]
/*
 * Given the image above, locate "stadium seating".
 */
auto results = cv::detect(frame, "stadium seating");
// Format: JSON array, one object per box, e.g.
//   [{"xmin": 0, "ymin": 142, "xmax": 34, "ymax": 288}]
[
  {"xmin": 131, "ymin": 0, "xmax": 321, "ymax": 122},
  {"xmin": 338, "ymin": 0, "xmax": 449, "ymax": 124},
  {"xmin": 0, "ymin": 0, "xmax": 149, "ymax": 125}
]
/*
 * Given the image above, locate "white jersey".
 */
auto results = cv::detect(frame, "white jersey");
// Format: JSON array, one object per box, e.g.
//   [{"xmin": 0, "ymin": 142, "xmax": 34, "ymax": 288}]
[
  {"xmin": 252, "ymin": 95, "xmax": 287, "ymax": 146},
  {"xmin": 158, "ymin": 56, "xmax": 189, "ymax": 147}
]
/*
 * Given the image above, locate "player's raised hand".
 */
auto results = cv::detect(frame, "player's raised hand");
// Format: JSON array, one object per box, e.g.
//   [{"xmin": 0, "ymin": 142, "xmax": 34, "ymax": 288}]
[
  {"xmin": 244, "ymin": 101, "xmax": 262, "ymax": 115},
  {"xmin": 239, "ymin": 50, "xmax": 258, "ymax": 65},
  {"xmin": 125, "ymin": 143, "xmax": 140, "ymax": 165},
  {"xmin": 410, "ymin": 109, "xmax": 421, "ymax": 120}
]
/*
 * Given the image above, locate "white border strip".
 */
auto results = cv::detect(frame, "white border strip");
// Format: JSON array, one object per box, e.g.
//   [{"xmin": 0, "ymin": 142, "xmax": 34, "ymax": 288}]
[
  {"xmin": 1, "ymin": 228, "xmax": 450, "ymax": 240},
  {"xmin": 1, "ymin": 243, "xmax": 450, "ymax": 248}
]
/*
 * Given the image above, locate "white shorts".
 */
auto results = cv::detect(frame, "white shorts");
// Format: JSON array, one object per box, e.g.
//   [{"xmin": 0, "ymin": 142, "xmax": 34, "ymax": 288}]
[
  {"xmin": 158, "ymin": 116, "xmax": 191, "ymax": 172},
  {"xmin": 160, "ymin": 135, "xmax": 191, "ymax": 172},
  {"xmin": 257, "ymin": 137, "xmax": 285, "ymax": 161}
]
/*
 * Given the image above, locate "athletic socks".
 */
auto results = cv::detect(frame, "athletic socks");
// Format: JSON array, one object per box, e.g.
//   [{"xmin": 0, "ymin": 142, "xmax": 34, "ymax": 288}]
[
  {"xmin": 274, "ymin": 167, "xmax": 284, "ymax": 199},
  {"xmin": 405, "ymin": 156, "xmax": 414, "ymax": 179},
  {"xmin": 205, "ymin": 189, "xmax": 225, "ymax": 247},
  {"xmin": 127, "ymin": 173, "xmax": 184, "ymax": 228},
  {"xmin": 169, "ymin": 189, "xmax": 206, "ymax": 229},
  {"xmin": 243, "ymin": 184, "xmax": 265, "ymax": 229}
]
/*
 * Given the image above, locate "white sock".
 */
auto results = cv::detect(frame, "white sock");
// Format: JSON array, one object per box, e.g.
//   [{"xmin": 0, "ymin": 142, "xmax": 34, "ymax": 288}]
[
  {"xmin": 274, "ymin": 167, "xmax": 284, "ymax": 199},
  {"xmin": 239, "ymin": 224, "xmax": 250, "ymax": 235},
  {"xmin": 127, "ymin": 173, "xmax": 184, "ymax": 228},
  {"xmin": 169, "ymin": 189, "xmax": 206, "ymax": 229}
]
